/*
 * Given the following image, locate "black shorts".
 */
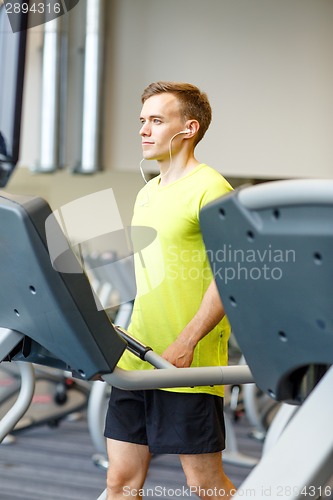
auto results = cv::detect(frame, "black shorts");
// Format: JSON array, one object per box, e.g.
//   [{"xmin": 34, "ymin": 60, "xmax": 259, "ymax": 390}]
[{"xmin": 104, "ymin": 387, "xmax": 226, "ymax": 454}]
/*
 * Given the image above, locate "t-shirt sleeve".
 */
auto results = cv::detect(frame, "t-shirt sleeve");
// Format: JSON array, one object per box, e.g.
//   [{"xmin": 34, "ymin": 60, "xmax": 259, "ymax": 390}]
[{"xmin": 199, "ymin": 172, "xmax": 233, "ymax": 212}]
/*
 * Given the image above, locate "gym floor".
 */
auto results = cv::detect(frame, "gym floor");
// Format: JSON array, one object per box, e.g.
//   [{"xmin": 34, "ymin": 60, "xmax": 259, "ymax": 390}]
[{"xmin": 0, "ymin": 408, "xmax": 262, "ymax": 500}]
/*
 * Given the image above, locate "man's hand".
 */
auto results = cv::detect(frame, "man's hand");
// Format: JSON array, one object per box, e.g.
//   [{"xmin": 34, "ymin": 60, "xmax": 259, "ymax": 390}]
[
  {"xmin": 161, "ymin": 336, "xmax": 196, "ymax": 368},
  {"xmin": 162, "ymin": 281, "xmax": 225, "ymax": 368}
]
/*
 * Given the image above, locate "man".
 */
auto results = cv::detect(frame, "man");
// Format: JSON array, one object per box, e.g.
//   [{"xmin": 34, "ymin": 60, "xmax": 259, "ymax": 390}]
[{"xmin": 104, "ymin": 81, "xmax": 234, "ymax": 499}]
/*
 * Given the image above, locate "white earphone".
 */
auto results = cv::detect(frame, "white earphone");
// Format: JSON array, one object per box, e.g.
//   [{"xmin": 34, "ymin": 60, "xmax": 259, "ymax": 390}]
[{"xmin": 139, "ymin": 128, "xmax": 191, "ymax": 185}]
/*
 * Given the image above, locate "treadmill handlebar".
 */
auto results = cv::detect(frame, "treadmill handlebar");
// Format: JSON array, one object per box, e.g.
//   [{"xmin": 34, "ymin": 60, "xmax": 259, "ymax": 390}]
[
  {"xmin": 114, "ymin": 326, "xmax": 153, "ymax": 361},
  {"xmin": 110, "ymin": 327, "xmax": 254, "ymax": 388},
  {"xmin": 103, "ymin": 364, "xmax": 254, "ymax": 390}
]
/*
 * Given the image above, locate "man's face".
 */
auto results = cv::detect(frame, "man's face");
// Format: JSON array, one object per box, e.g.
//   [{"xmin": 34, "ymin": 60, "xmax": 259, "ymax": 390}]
[{"xmin": 139, "ymin": 93, "xmax": 186, "ymax": 161}]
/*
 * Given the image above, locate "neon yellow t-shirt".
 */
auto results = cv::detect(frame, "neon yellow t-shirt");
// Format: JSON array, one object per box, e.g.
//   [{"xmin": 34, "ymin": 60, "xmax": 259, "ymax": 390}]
[{"xmin": 119, "ymin": 163, "xmax": 233, "ymax": 396}]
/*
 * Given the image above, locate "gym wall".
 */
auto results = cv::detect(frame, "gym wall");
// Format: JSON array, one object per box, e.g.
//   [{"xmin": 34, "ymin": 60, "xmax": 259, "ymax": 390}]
[{"xmin": 18, "ymin": 0, "xmax": 333, "ymax": 180}]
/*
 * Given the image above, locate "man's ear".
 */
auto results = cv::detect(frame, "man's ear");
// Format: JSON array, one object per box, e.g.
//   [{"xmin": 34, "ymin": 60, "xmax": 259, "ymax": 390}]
[{"xmin": 184, "ymin": 120, "xmax": 200, "ymax": 138}]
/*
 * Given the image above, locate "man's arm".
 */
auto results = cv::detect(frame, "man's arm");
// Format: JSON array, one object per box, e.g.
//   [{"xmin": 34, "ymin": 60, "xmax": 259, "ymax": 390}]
[{"xmin": 161, "ymin": 280, "xmax": 225, "ymax": 368}]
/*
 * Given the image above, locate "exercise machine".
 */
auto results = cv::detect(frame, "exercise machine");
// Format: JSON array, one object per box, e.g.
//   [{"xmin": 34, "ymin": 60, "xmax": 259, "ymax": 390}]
[
  {"xmin": 1, "ymin": 178, "xmax": 332, "ymax": 500},
  {"xmin": 0, "ymin": 363, "xmax": 90, "ymax": 435},
  {"xmin": 200, "ymin": 178, "xmax": 333, "ymax": 499}
]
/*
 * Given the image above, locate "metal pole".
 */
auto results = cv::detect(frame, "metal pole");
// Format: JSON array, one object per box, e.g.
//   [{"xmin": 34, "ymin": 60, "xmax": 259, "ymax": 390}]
[
  {"xmin": 0, "ymin": 362, "xmax": 35, "ymax": 443},
  {"xmin": 76, "ymin": 0, "xmax": 104, "ymax": 173},
  {"xmin": 58, "ymin": 11, "xmax": 69, "ymax": 169},
  {"xmin": 37, "ymin": 16, "xmax": 62, "ymax": 172}
]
